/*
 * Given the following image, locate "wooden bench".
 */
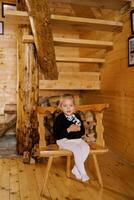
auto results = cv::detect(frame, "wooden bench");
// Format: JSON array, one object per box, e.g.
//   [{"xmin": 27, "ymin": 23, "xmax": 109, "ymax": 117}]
[{"xmin": 37, "ymin": 103, "xmax": 109, "ymax": 195}]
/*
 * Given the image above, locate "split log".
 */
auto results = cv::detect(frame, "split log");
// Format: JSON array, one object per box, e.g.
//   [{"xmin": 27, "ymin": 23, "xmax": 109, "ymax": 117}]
[{"xmin": 25, "ymin": 0, "xmax": 58, "ymax": 80}]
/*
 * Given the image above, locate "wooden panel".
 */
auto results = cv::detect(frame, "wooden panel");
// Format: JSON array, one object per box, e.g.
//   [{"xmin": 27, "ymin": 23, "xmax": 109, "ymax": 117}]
[
  {"xmin": 0, "ymin": 1, "xmax": 17, "ymax": 116},
  {"xmin": 50, "ymin": 0, "xmax": 131, "ymax": 10},
  {"xmin": 58, "ymin": 72, "xmax": 100, "ymax": 81},
  {"xmin": 39, "ymin": 80, "xmax": 100, "ymax": 90},
  {"xmin": 53, "ymin": 26, "xmax": 80, "ymax": 73},
  {"xmin": 5, "ymin": 10, "xmax": 29, "ymax": 25},
  {"xmin": 39, "ymin": 71, "xmax": 100, "ymax": 91},
  {"xmin": 80, "ymin": 11, "xmax": 134, "ymax": 165},
  {"xmin": 2, "ymin": 0, "xmax": 132, "ymax": 10}
]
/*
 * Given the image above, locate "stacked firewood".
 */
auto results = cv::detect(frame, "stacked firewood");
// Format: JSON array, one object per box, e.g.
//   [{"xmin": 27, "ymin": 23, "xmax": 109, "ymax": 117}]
[{"xmin": 44, "ymin": 109, "xmax": 61, "ymax": 145}]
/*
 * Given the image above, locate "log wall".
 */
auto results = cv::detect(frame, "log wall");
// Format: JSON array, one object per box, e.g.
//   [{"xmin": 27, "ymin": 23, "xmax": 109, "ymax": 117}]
[
  {"xmin": 80, "ymin": 10, "xmax": 134, "ymax": 164},
  {"xmin": 0, "ymin": 2, "xmax": 82, "ymax": 123},
  {"xmin": 0, "ymin": 1, "xmax": 17, "ymax": 115},
  {"xmin": 1, "ymin": 1, "xmax": 133, "ymax": 164}
]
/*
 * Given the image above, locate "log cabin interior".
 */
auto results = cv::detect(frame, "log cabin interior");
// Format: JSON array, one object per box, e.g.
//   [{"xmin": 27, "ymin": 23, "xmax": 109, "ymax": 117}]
[{"xmin": 0, "ymin": 0, "xmax": 134, "ymax": 199}]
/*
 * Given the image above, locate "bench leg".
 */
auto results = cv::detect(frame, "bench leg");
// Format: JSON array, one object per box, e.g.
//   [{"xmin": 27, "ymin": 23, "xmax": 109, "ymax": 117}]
[
  {"xmin": 66, "ymin": 156, "xmax": 71, "ymax": 178},
  {"xmin": 40, "ymin": 156, "xmax": 53, "ymax": 197},
  {"xmin": 92, "ymin": 154, "xmax": 103, "ymax": 187}
]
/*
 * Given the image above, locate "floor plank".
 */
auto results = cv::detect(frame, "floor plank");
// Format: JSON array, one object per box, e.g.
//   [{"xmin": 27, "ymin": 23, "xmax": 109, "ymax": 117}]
[
  {"xmin": 9, "ymin": 158, "xmax": 20, "ymax": 200},
  {"xmin": 0, "ymin": 151, "xmax": 133, "ymax": 200},
  {"xmin": 34, "ymin": 161, "xmax": 51, "ymax": 200},
  {"xmin": 0, "ymin": 159, "xmax": 10, "ymax": 199}
]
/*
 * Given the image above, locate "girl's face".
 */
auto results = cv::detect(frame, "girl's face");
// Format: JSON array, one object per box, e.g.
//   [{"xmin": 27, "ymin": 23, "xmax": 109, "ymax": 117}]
[{"xmin": 61, "ymin": 98, "xmax": 75, "ymax": 116}]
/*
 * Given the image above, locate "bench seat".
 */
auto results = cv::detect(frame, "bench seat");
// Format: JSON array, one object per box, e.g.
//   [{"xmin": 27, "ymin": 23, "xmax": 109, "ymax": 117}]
[
  {"xmin": 37, "ymin": 104, "xmax": 109, "ymax": 196},
  {"xmin": 40, "ymin": 143, "xmax": 109, "ymax": 157}
]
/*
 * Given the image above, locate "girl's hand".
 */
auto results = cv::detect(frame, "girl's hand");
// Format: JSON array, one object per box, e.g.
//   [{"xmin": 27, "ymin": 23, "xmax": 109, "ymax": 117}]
[{"xmin": 67, "ymin": 124, "xmax": 80, "ymax": 133}]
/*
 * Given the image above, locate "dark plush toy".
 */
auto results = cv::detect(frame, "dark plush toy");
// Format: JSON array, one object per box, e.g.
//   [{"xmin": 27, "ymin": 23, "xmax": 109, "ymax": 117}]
[{"xmin": 44, "ymin": 111, "xmax": 56, "ymax": 145}]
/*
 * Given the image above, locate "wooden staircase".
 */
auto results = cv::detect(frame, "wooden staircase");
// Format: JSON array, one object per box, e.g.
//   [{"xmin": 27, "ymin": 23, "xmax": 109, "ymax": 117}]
[
  {"xmin": 0, "ymin": 104, "xmax": 16, "ymax": 138},
  {"xmin": 4, "ymin": 0, "xmax": 132, "ymax": 90}
]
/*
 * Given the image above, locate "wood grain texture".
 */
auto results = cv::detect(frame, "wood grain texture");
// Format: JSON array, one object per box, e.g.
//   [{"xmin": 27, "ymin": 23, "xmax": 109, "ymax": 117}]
[
  {"xmin": 80, "ymin": 10, "xmax": 134, "ymax": 165},
  {"xmin": 39, "ymin": 80, "xmax": 100, "ymax": 90},
  {"xmin": 16, "ymin": 5, "xmax": 39, "ymax": 155},
  {"xmin": 50, "ymin": 0, "xmax": 131, "ymax": 10},
  {"xmin": 37, "ymin": 103, "xmax": 109, "ymax": 114},
  {"xmin": 0, "ymin": 156, "xmax": 134, "ymax": 200},
  {"xmin": 23, "ymin": 35, "xmax": 113, "ymax": 50},
  {"xmin": 5, "ymin": 10, "xmax": 123, "ymax": 32},
  {"xmin": 25, "ymin": 0, "xmax": 58, "ymax": 80},
  {"xmin": 51, "ymin": 14, "xmax": 123, "ymax": 32},
  {"xmin": 56, "ymin": 57, "xmax": 105, "ymax": 63},
  {"xmin": 37, "ymin": 103, "xmax": 109, "ymax": 190},
  {"xmin": 0, "ymin": 1, "xmax": 17, "ymax": 115}
]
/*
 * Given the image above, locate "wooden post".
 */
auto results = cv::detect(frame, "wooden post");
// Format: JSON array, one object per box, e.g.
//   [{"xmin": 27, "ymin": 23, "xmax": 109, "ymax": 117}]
[
  {"xmin": 16, "ymin": 1, "xmax": 39, "ymax": 160},
  {"xmin": 25, "ymin": 0, "xmax": 58, "ymax": 80},
  {"xmin": 95, "ymin": 112, "xmax": 105, "ymax": 147},
  {"xmin": 131, "ymin": 0, "xmax": 134, "ymax": 8},
  {"xmin": 92, "ymin": 154, "xmax": 103, "ymax": 187},
  {"xmin": 66, "ymin": 156, "xmax": 71, "ymax": 178},
  {"xmin": 40, "ymin": 156, "xmax": 53, "ymax": 197}
]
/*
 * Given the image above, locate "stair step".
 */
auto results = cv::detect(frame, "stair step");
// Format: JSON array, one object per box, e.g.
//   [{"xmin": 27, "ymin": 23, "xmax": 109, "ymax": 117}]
[
  {"xmin": 58, "ymin": 72, "xmax": 100, "ymax": 81},
  {"xmin": 51, "ymin": 14, "xmax": 123, "ymax": 32},
  {"xmin": 56, "ymin": 57, "xmax": 105, "ymax": 63},
  {"xmin": 39, "ymin": 80, "xmax": 100, "ymax": 90},
  {"xmin": 54, "ymin": 37, "xmax": 113, "ymax": 50},
  {"xmin": 23, "ymin": 35, "xmax": 113, "ymax": 50},
  {"xmin": 5, "ymin": 10, "xmax": 123, "ymax": 32}
]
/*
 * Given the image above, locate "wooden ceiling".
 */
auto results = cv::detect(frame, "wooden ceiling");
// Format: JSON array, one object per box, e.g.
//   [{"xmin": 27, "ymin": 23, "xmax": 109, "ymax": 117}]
[
  {"xmin": 50, "ymin": 0, "xmax": 131, "ymax": 10},
  {"xmin": 3, "ymin": 0, "xmax": 131, "ymax": 17}
]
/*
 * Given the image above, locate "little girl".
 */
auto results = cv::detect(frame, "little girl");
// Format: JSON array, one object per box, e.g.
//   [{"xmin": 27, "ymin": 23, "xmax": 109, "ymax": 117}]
[{"xmin": 53, "ymin": 94, "xmax": 90, "ymax": 182}]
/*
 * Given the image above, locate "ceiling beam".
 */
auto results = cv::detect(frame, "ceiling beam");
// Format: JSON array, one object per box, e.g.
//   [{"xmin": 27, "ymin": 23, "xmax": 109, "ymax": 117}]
[{"xmin": 25, "ymin": 0, "xmax": 58, "ymax": 80}]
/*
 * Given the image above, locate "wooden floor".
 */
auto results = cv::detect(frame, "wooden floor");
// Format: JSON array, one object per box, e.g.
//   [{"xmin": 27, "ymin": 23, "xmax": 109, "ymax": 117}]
[{"xmin": 0, "ymin": 151, "xmax": 134, "ymax": 200}]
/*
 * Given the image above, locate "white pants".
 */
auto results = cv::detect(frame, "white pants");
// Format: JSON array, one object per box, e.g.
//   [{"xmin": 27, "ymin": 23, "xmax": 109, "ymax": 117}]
[{"xmin": 57, "ymin": 138, "xmax": 90, "ymax": 175}]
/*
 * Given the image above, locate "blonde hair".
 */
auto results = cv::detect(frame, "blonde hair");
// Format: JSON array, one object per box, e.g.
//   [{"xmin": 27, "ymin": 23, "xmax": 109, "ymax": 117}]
[{"xmin": 59, "ymin": 94, "xmax": 75, "ymax": 108}]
